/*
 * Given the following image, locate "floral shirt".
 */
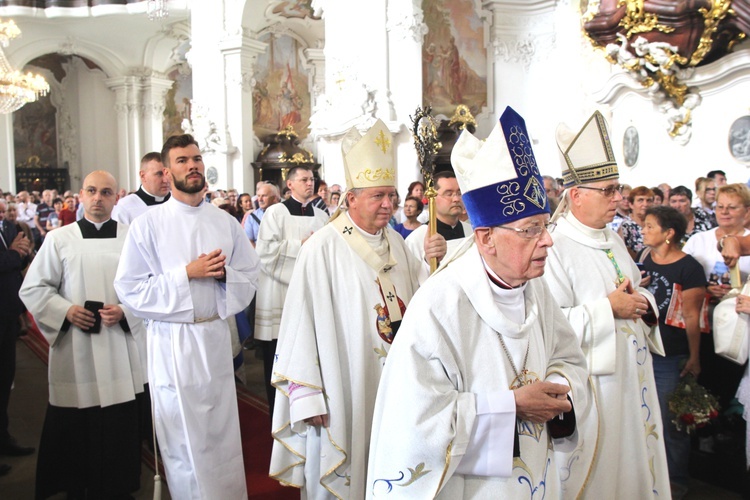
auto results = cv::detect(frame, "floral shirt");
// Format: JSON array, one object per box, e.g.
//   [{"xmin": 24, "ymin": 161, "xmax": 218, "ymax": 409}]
[
  {"xmin": 682, "ymin": 207, "xmax": 715, "ymax": 246},
  {"xmin": 619, "ymin": 219, "xmax": 644, "ymax": 254}
]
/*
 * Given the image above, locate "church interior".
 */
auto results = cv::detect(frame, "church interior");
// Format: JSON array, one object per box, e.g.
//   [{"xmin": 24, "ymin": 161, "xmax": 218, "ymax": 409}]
[{"xmin": 2, "ymin": 0, "xmax": 750, "ymax": 498}]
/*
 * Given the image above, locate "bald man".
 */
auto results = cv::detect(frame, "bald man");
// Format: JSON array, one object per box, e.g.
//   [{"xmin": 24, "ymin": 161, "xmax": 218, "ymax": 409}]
[{"xmin": 20, "ymin": 171, "xmax": 146, "ymax": 499}]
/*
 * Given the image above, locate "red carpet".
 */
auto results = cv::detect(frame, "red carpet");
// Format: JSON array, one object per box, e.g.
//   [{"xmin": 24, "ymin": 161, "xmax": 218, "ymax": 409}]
[{"xmin": 21, "ymin": 313, "xmax": 298, "ymax": 499}]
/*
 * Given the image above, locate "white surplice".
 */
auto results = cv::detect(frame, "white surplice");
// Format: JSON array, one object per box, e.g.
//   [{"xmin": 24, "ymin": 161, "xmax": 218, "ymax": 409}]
[
  {"xmin": 544, "ymin": 212, "xmax": 669, "ymax": 499},
  {"xmin": 114, "ymin": 197, "xmax": 259, "ymax": 500},
  {"xmin": 254, "ymin": 201, "xmax": 328, "ymax": 341},
  {"xmin": 270, "ymin": 213, "xmax": 426, "ymax": 499},
  {"xmin": 112, "ymin": 192, "xmax": 148, "ymax": 225},
  {"xmin": 19, "ymin": 222, "xmax": 144, "ymax": 408},
  {"xmin": 366, "ymin": 242, "xmax": 593, "ymax": 499},
  {"xmin": 403, "ymin": 220, "xmax": 472, "ymax": 264}
]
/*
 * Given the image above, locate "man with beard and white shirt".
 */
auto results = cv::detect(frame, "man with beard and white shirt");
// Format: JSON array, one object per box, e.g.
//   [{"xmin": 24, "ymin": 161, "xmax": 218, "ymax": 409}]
[
  {"xmin": 115, "ymin": 134, "xmax": 259, "ymax": 499},
  {"xmin": 543, "ymin": 111, "xmax": 669, "ymax": 498},
  {"xmin": 244, "ymin": 181, "xmax": 280, "ymax": 246},
  {"xmin": 112, "ymin": 152, "xmax": 171, "ymax": 224},
  {"xmin": 405, "ymin": 170, "xmax": 472, "ymax": 265},
  {"xmin": 255, "ymin": 166, "xmax": 328, "ymax": 415}
]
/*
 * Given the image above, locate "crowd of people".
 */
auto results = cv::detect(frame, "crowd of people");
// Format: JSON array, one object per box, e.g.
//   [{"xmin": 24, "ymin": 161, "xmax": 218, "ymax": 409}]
[{"xmin": 1, "ymin": 110, "xmax": 750, "ymax": 499}]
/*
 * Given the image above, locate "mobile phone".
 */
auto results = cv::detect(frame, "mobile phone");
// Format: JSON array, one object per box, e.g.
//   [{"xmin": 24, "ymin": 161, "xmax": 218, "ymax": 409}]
[{"xmin": 82, "ymin": 300, "xmax": 104, "ymax": 334}]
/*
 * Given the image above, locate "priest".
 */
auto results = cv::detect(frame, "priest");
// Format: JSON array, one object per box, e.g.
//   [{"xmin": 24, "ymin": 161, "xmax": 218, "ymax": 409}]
[
  {"xmin": 366, "ymin": 107, "xmax": 593, "ymax": 499},
  {"xmin": 114, "ymin": 134, "xmax": 259, "ymax": 499},
  {"xmin": 404, "ymin": 170, "xmax": 472, "ymax": 262},
  {"xmin": 111, "ymin": 151, "xmax": 171, "ymax": 224},
  {"xmin": 255, "ymin": 165, "xmax": 328, "ymax": 416},
  {"xmin": 20, "ymin": 170, "xmax": 145, "ymax": 499},
  {"xmin": 544, "ymin": 111, "xmax": 669, "ymax": 498},
  {"xmin": 269, "ymin": 119, "xmax": 446, "ymax": 498}
]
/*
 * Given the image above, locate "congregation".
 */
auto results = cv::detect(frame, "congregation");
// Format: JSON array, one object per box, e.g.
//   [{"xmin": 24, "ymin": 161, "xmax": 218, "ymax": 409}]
[{"xmin": 3, "ymin": 110, "xmax": 750, "ymax": 500}]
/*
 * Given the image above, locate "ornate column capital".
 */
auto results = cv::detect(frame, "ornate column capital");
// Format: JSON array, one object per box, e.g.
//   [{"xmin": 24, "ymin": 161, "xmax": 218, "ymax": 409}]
[{"xmin": 386, "ymin": 8, "xmax": 428, "ymax": 44}]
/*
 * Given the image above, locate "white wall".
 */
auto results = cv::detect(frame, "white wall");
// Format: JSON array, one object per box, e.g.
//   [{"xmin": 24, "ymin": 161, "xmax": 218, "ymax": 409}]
[{"xmin": 71, "ymin": 60, "xmax": 117, "ymax": 190}]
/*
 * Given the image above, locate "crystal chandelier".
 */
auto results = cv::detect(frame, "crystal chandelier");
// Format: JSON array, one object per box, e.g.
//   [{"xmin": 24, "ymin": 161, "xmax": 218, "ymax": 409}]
[
  {"xmin": 0, "ymin": 19, "xmax": 49, "ymax": 114},
  {"xmin": 147, "ymin": 0, "xmax": 170, "ymax": 21}
]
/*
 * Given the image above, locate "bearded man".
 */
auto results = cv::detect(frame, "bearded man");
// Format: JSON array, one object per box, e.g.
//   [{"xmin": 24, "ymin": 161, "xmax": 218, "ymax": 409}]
[{"xmin": 114, "ymin": 134, "xmax": 260, "ymax": 499}]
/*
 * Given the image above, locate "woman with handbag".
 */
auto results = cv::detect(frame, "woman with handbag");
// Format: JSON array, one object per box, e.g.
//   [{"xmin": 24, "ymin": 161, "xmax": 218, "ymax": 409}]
[
  {"xmin": 684, "ymin": 184, "xmax": 750, "ymax": 415},
  {"xmin": 640, "ymin": 205, "xmax": 707, "ymax": 496}
]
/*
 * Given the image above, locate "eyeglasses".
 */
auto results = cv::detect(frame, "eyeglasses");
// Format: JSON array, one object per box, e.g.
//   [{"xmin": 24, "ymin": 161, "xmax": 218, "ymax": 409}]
[
  {"xmin": 494, "ymin": 222, "xmax": 556, "ymax": 239},
  {"xmin": 437, "ymin": 190, "xmax": 462, "ymax": 199},
  {"xmin": 704, "ymin": 188, "xmax": 716, "ymax": 192},
  {"xmin": 576, "ymin": 184, "xmax": 624, "ymax": 197}
]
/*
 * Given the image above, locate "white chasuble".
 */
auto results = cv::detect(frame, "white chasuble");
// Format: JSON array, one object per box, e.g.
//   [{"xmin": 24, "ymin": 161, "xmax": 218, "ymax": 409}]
[
  {"xmin": 114, "ymin": 197, "xmax": 259, "ymax": 500},
  {"xmin": 255, "ymin": 202, "xmax": 328, "ymax": 341},
  {"xmin": 270, "ymin": 216, "xmax": 425, "ymax": 499},
  {"xmin": 366, "ymin": 243, "xmax": 593, "ymax": 499},
  {"xmin": 544, "ymin": 212, "xmax": 669, "ymax": 499},
  {"xmin": 19, "ymin": 223, "xmax": 145, "ymax": 409}
]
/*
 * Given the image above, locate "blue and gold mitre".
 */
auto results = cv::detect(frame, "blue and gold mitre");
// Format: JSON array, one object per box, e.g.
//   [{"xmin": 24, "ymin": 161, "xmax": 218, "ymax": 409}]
[
  {"xmin": 556, "ymin": 110, "xmax": 618, "ymax": 189},
  {"xmin": 451, "ymin": 106, "xmax": 549, "ymax": 229}
]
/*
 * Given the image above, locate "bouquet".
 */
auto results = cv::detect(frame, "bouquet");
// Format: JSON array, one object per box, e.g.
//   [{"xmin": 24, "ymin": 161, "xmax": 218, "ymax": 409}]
[{"xmin": 668, "ymin": 374, "xmax": 720, "ymax": 434}]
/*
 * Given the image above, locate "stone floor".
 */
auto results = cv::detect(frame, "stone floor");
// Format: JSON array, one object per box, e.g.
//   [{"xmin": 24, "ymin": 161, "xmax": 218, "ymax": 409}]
[{"xmin": 0, "ymin": 340, "xmax": 744, "ymax": 499}]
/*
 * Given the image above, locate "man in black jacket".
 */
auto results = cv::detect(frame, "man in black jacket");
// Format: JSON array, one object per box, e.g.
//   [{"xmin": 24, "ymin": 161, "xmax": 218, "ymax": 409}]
[{"xmin": 0, "ymin": 198, "xmax": 34, "ymax": 476}]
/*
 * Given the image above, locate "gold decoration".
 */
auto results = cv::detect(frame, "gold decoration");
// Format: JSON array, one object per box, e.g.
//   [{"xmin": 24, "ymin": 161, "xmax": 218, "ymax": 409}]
[
  {"xmin": 355, "ymin": 168, "xmax": 395, "ymax": 183},
  {"xmin": 280, "ymin": 125, "xmax": 298, "ymax": 139},
  {"xmin": 278, "ymin": 151, "xmax": 314, "ymax": 164},
  {"xmin": 586, "ymin": 1, "xmax": 745, "ymax": 143},
  {"xmin": 374, "ymin": 130, "xmax": 391, "ymax": 154},
  {"xmin": 448, "ymin": 104, "xmax": 477, "ymax": 131},
  {"xmin": 617, "ymin": 0, "xmax": 675, "ymax": 38},
  {"xmin": 690, "ymin": 0, "xmax": 732, "ymax": 66}
]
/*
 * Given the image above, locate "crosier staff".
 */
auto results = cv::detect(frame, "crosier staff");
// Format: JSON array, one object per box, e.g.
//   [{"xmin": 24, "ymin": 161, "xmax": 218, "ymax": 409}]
[{"xmin": 410, "ymin": 105, "xmax": 442, "ymax": 273}]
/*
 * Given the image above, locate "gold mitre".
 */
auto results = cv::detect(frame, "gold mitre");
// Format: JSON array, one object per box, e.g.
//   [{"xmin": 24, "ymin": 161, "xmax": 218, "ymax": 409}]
[
  {"xmin": 556, "ymin": 110, "xmax": 618, "ymax": 189},
  {"xmin": 341, "ymin": 119, "xmax": 396, "ymax": 189}
]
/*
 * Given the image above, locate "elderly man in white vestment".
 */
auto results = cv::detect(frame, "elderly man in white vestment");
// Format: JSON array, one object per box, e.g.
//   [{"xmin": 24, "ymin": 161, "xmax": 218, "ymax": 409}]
[
  {"xmin": 114, "ymin": 134, "xmax": 259, "ymax": 500},
  {"xmin": 543, "ymin": 111, "xmax": 670, "ymax": 498},
  {"xmin": 255, "ymin": 165, "xmax": 328, "ymax": 416},
  {"xmin": 20, "ymin": 170, "xmax": 146, "ymax": 499},
  {"xmin": 111, "ymin": 151, "xmax": 171, "ymax": 224},
  {"xmin": 269, "ymin": 119, "xmax": 447, "ymax": 499},
  {"xmin": 367, "ymin": 107, "xmax": 594, "ymax": 499}
]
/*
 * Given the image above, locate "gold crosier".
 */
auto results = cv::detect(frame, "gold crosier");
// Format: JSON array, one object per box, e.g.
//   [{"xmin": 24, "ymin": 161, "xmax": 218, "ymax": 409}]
[{"xmin": 410, "ymin": 106, "xmax": 442, "ymax": 274}]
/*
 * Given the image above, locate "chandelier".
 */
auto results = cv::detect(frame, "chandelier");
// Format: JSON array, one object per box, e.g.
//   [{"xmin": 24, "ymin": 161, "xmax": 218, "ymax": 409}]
[{"xmin": 0, "ymin": 19, "xmax": 49, "ymax": 114}]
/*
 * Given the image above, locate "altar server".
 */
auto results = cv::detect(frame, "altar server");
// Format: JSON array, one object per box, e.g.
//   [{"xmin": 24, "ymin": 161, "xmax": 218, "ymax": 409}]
[
  {"xmin": 114, "ymin": 134, "xmax": 259, "ymax": 499},
  {"xmin": 111, "ymin": 151, "xmax": 171, "ymax": 224},
  {"xmin": 544, "ymin": 111, "xmax": 669, "ymax": 498},
  {"xmin": 366, "ymin": 107, "xmax": 593, "ymax": 499},
  {"xmin": 255, "ymin": 165, "xmax": 328, "ymax": 414},
  {"xmin": 20, "ymin": 170, "xmax": 145, "ymax": 499},
  {"xmin": 269, "ymin": 119, "xmax": 446, "ymax": 498}
]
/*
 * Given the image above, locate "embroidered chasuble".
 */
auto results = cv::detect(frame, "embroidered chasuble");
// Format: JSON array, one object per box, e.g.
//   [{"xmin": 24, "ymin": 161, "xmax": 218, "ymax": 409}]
[
  {"xmin": 366, "ymin": 243, "xmax": 593, "ymax": 499},
  {"xmin": 544, "ymin": 211, "xmax": 669, "ymax": 498},
  {"xmin": 270, "ymin": 212, "xmax": 426, "ymax": 499}
]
